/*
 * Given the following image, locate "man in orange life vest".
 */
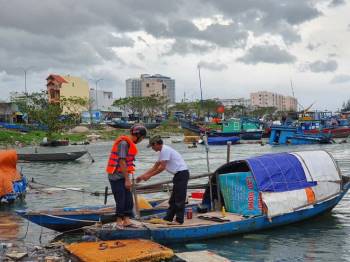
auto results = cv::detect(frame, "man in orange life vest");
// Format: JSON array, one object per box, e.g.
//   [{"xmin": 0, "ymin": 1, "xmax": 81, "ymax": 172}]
[{"xmin": 106, "ymin": 124, "xmax": 147, "ymax": 228}]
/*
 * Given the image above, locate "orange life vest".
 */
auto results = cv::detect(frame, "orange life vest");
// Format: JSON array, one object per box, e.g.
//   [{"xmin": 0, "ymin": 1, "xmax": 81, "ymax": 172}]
[{"xmin": 106, "ymin": 135, "xmax": 138, "ymax": 175}]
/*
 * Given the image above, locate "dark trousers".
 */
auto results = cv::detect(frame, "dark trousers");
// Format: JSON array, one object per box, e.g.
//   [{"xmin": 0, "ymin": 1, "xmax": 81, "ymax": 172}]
[
  {"xmin": 109, "ymin": 178, "xmax": 133, "ymax": 218},
  {"xmin": 164, "ymin": 170, "xmax": 189, "ymax": 224}
]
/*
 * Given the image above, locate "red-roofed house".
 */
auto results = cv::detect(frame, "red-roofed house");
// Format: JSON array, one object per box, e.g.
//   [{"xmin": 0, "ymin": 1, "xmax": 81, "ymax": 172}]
[{"xmin": 46, "ymin": 74, "xmax": 68, "ymax": 104}]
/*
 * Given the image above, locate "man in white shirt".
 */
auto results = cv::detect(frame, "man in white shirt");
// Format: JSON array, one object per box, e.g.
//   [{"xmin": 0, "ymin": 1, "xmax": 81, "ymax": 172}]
[{"xmin": 137, "ymin": 135, "xmax": 189, "ymax": 224}]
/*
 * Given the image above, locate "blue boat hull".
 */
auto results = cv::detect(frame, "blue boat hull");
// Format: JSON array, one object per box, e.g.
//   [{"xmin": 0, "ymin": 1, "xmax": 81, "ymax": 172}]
[
  {"xmin": 16, "ymin": 201, "xmax": 199, "ymax": 232},
  {"xmin": 0, "ymin": 176, "xmax": 27, "ymax": 205},
  {"xmin": 207, "ymin": 136, "xmax": 240, "ymax": 145},
  {"xmin": 95, "ymin": 185, "xmax": 349, "ymax": 244}
]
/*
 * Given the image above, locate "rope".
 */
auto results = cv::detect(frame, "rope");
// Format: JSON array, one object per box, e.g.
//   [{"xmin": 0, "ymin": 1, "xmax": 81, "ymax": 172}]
[{"xmin": 38, "ymin": 213, "xmax": 100, "ymax": 223}]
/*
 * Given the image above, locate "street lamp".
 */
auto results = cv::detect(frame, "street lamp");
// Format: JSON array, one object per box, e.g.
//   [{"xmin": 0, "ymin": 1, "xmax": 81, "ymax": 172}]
[
  {"xmin": 21, "ymin": 67, "xmax": 34, "ymax": 95},
  {"xmin": 89, "ymin": 78, "xmax": 103, "ymax": 110},
  {"xmin": 197, "ymin": 64, "xmax": 203, "ymax": 117}
]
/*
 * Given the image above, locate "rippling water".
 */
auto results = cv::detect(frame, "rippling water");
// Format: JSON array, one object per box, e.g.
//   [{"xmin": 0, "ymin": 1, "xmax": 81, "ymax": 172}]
[{"xmin": 1, "ymin": 138, "xmax": 350, "ymax": 261}]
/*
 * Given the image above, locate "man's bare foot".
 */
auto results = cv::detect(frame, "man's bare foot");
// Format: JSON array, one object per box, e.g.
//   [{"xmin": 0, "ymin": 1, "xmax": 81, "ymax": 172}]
[
  {"xmin": 116, "ymin": 217, "xmax": 124, "ymax": 226},
  {"xmin": 123, "ymin": 217, "xmax": 131, "ymax": 226}
]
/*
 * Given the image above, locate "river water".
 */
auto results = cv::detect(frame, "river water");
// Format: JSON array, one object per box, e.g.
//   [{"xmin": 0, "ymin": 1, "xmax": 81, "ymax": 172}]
[{"xmin": 1, "ymin": 138, "xmax": 350, "ymax": 261}]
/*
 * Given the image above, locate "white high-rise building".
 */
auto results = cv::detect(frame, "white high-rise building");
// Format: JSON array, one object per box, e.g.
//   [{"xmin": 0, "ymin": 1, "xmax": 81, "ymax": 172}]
[
  {"xmin": 125, "ymin": 74, "xmax": 175, "ymax": 103},
  {"xmin": 125, "ymin": 78, "xmax": 142, "ymax": 97}
]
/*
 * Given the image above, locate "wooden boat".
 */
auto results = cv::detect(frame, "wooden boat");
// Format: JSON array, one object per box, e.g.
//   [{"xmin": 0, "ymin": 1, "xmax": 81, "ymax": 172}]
[
  {"xmin": 269, "ymin": 125, "xmax": 332, "ymax": 145},
  {"xmin": 200, "ymin": 136, "xmax": 240, "ymax": 145},
  {"xmin": 180, "ymin": 118, "xmax": 263, "ymax": 140},
  {"xmin": 85, "ymin": 150, "xmax": 350, "ymax": 244},
  {"xmin": 17, "ymin": 150, "xmax": 87, "ymax": 162},
  {"xmin": 107, "ymin": 121, "xmax": 160, "ymax": 129},
  {"xmin": 16, "ymin": 199, "xmax": 200, "ymax": 232},
  {"xmin": 0, "ymin": 150, "xmax": 27, "ymax": 205},
  {"xmin": 39, "ymin": 140, "xmax": 69, "ymax": 147}
]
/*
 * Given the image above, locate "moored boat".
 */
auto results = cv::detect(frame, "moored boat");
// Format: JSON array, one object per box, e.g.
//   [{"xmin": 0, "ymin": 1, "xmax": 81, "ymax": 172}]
[
  {"xmin": 16, "ymin": 198, "xmax": 200, "ymax": 232},
  {"xmin": 107, "ymin": 120, "xmax": 160, "ymax": 129},
  {"xmin": 269, "ymin": 125, "xmax": 332, "ymax": 145},
  {"xmin": 0, "ymin": 150, "xmax": 27, "ymax": 205},
  {"xmin": 17, "ymin": 150, "xmax": 87, "ymax": 162},
  {"xmin": 85, "ymin": 150, "xmax": 350, "ymax": 244},
  {"xmin": 201, "ymin": 136, "xmax": 240, "ymax": 145}
]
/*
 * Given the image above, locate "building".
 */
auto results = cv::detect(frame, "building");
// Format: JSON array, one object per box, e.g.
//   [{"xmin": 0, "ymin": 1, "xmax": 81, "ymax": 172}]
[
  {"xmin": 125, "ymin": 78, "xmax": 142, "ymax": 97},
  {"xmin": 250, "ymin": 91, "xmax": 297, "ymax": 111},
  {"xmin": 215, "ymin": 98, "xmax": 251, "ymax": 109},
  {"xmin": 46, "ymin": 74, "xmax": 90, "ymax": 113},
  {"xmin": 126, "ymin": 74, "xmax": 175, "ymax": 103},
  {"xmin": 89, "ymin": 89, "xmax": 114, "ymax": 111},
  {"xmin": 46, "ymin": 74, "xmax": 68, "ymax": 104}
]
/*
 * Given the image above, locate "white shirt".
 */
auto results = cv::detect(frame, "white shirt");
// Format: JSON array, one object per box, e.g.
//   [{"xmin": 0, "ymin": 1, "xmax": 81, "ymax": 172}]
[{"xmin": 158, "ymin": 145, "xmax": 188, "ymax": 174}]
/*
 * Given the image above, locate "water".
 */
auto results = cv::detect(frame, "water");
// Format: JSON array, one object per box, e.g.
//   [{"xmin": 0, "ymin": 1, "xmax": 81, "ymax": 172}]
[{"xmin": 1, "ymin": 138, "xmax": 350, "ymax": 261}]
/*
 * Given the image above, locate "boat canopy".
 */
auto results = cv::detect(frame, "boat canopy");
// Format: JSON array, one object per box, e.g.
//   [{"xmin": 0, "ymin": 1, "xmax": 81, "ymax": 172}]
[
  {"xmin": 246, "ymin": 152, "xmax": 317, "ymax": 192},
  {"xmin": 0, "ymin": 150, "xmax": 21, "ymax": 197},
  {"xmin": 216, "ymin": 150, "xmax": 342, "ymax": 218}
]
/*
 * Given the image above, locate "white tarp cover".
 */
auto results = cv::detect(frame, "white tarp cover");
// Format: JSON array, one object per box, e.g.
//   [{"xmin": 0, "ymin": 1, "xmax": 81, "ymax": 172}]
[
  {"xmin": 262, "ymin": 150, "xmax": 341, "ymax": 218},
  {"xmin": 262, "ymin": 189, "xmax": 309, "ymax": 218},
  {"xmin": 291, "ymin": 150, "xmax": 341, "ymax": 182}
]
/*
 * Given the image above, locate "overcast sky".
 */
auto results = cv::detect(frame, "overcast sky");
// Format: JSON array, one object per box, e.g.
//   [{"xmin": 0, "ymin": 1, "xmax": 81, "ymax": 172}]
[{"xmin": 0, "ymin": 0, "xmax": 349, "ymax": 111}]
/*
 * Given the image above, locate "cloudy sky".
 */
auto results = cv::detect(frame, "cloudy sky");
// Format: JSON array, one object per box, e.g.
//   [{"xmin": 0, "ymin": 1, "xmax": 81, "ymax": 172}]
[{"xmin": 0, "ymin": 0, "xmax": 349, "ymax": 111}]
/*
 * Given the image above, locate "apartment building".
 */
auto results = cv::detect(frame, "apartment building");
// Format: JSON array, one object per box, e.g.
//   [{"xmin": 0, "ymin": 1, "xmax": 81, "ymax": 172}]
[
  {"xmin": 250, "ymin": 91, "xmax": 297, "ymax": 111},
  {"xmin": 126, "ymin": 74, "xmax": 175, "ymax": 103}
]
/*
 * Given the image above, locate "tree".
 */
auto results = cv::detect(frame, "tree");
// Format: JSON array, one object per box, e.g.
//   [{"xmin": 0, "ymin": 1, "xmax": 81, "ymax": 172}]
[
  {"xmin": 341, "ymin": 99, "xmax": 350, "ymax": 112},
  {"xmin": 14, "ymin": 91, "xmax": 88, "ymax": 139}
]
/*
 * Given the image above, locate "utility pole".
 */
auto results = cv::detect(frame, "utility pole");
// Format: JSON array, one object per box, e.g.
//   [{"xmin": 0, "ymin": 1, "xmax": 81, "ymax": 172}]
[
  {"xmin": 198, "ymin": 65, "xmax": 203, "ymax": 118},
  {"xmin": 89, "ymin": 78, "xmax": 103, "ymax": 110},
  {"xmin": 21, "ymin": 67, "xmax": 33, "ymax": 95}
]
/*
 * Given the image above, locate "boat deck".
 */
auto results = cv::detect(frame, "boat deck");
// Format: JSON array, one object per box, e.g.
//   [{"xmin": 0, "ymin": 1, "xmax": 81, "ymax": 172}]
[{"xmin": 100, "ymin": 211, "xmax": 244, "ymax": 230}]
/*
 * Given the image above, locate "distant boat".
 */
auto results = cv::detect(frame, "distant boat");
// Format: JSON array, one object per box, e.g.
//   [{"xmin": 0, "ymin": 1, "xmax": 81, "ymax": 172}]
[
  {"xmin": 85, "ymin": 150, "xmax": 350, "ymax": 244},
  {"xmin": 0, "ymin": 150, "xmax": 27, "ymax": 205},
  {"xmin": 107, "ymin": 120, "xmax": 161, "ymax": 129},
  {"xmin": 269, "ymin": 125, "xmax": 332, "ymax": 145},
  {"xmin": 39, "ymin": 140, "xmax": 69, "ymax": 147},
  {"xmin": 179, "ymin": 118, "xmax": 263, "ymax": 140},
  {"xmin": 200, "ymin": 136, "xmax": 240, "ymax": 145},
  {"xmin": 17, "ymin": 151, "xmax": 87, "ymax": 162}
]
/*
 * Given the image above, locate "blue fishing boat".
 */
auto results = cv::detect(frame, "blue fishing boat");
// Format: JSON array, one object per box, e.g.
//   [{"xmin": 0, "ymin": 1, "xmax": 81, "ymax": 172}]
[
  {"xmin": 16, "ymin": 199, "xmax": 200, "ymax": 232},
  {"xmin": 269, "ymin": 125, "xmax": 332, "ymax": 145},
  {"xmin": 86, "ymin": 150, "xmax": 350, "ymax": 244},
  {"xmin": 0, "ymin": 150, "xmax": 27, "ymax": 205},
  {"xmin": 201, "ymin": 136, "xmax": 240, "ymax": 145}
]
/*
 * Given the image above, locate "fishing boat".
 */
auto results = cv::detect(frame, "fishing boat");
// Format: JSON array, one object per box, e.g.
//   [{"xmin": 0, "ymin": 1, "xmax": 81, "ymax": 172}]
[
  {"xmin": 200, "ymin": 136, "xmax": 240, "ymax": 145},
  {"xmin": 107, "ymin": 120, "xmax": 160, "ymax": 129},
  {"xmin": 39, "ymin": 140, "xmax": 69, "ymax": 147},
  {"xmin": 17, "ymin": 150, "xmax": 87, "ymax": 162},
  {"xmin": 16, "ymin": 198, "xmax": 200, "ymax": 232},
  {"xmin": 85, "ymin": 150, "xmax": 350, "ymax": 244},
  {"xmin": 0, "ymin": 150, "xmax": 27, "ymax": 205},
  {"xmin": 269, "ymin": 125, "xmax": 332, "ymax": 145},
  {"xmin": 180, "ymin": 118, "xmax": 263, "ymax": 140}
]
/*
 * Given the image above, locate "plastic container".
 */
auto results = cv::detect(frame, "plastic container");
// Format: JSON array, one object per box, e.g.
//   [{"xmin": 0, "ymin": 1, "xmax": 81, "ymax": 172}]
[{"xmin": 186, "ymin": 208, "xmax": 193, "ymax": 219}]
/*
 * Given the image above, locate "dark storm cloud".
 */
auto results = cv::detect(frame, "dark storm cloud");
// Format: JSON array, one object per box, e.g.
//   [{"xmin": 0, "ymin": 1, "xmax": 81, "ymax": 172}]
[
  {"xmin": 198, "ymin": 61, "xmax": 228, "ymax": 71},
  {"xmin": 308, "ymin": 60, "xmax": 338, "ymax": 73},
  {"xmin": 237, "ymin": 44, "xmax": 297, "ymax": 64},
  {"xmin": 330, "ymin": 74, "xmax": 350, "ymax": 84},
  {"xmin": 164, "ymin": 39, "xmax": 215, "ymax": 56},
  {"xmin": 0, "ymin": 0, "xmax": 335, "ymax": 76}
]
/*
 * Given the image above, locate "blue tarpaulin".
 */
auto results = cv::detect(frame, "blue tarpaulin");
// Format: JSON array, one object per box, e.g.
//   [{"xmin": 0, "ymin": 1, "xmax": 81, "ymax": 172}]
[{"xmin": 246, "ymin": 153, "xmax": 317, "ymax": 192}]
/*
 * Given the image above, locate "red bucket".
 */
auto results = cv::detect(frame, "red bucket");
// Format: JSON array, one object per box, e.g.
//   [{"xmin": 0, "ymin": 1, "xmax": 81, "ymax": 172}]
[{"xmin": 191, "ymin": 191, "xmax": 204, "ymax": 199}]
